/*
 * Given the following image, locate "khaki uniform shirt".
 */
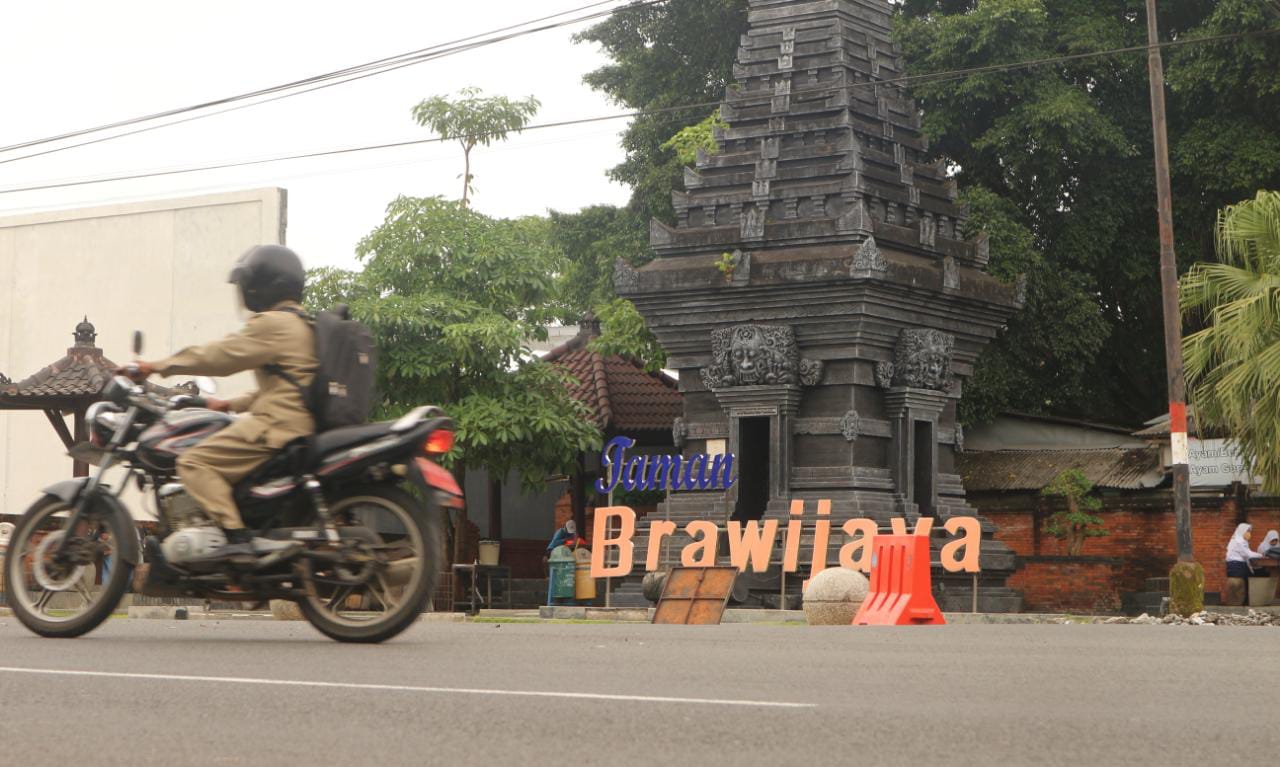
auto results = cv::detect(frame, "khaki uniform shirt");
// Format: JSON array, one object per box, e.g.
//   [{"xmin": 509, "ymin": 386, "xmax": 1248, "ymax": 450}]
[{"xmin": 154, "ymin": 300, "xmax": 318, "ymax": 448}]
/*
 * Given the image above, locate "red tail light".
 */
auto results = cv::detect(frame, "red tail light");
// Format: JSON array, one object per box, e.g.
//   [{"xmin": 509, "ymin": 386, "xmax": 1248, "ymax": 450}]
[{"xmin": 423, "ymin": 430, "xmax": 454, "ymax": 455}]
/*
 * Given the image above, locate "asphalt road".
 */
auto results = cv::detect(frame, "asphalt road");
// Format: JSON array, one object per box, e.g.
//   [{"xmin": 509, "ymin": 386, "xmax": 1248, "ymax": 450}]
[{"xmin": 0, "ymin": 616, "xmax": 1270, "ymax": 766}]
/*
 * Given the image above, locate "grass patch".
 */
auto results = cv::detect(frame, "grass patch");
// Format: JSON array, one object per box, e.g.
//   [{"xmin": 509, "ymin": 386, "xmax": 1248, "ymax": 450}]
[{"xmin": 469, "ymin": 617, "xmax": 630, "ymax": 624}]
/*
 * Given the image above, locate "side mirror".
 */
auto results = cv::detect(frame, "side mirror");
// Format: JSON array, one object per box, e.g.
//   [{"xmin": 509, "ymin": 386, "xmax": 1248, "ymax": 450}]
[
  {"xmin": 132, "ymin": 331, "xmax": 144, "ymax": 356},
  {"xmin": 193, "ymin": 377, "xmax": 217, "ymax": 395}
]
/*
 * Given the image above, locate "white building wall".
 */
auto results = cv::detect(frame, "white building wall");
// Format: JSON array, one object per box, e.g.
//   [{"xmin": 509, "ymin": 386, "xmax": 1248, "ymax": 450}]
[{"xmin": 0, "ymin": 188, "xmax": 287, "ymax": 518}]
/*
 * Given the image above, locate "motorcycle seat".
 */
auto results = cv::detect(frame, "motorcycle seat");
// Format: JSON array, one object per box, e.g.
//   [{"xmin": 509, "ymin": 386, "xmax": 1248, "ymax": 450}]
[
  {"xmin": 309, "ymin": 421, "xmax": 396, "ymax": 458},
  {"xmin": 234, "ymin": 421, "xmax": 400, "ymax": 506}
]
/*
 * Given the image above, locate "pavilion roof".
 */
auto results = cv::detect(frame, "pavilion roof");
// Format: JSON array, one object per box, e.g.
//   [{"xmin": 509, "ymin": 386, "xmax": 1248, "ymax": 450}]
[
  {"xmin": 0, "ymin": 318, "xmax": 116, "ymax": 409},
  {"xmin": 542, "ymin": 317, "xmax": 682, "ymax": 434}
]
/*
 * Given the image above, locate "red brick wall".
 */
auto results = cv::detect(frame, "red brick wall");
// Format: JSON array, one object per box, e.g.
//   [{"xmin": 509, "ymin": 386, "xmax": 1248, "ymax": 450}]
[
  {"xmin": 976, "ymin": 491, "xmax": 1280, "ymax": 601},
  {"xmin": 500, "ymin": 539, "xmax": 548, "ymax": 579},
  {"xmin": 1007, "ymin": 559, "xmax": 1124, "ymax": 613}
]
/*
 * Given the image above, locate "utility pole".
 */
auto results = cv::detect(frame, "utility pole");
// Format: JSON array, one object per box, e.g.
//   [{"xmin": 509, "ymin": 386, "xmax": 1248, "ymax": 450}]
[{"xmin": 1144, "ymin": 0, "xmax": 1204, "ymax": 614}]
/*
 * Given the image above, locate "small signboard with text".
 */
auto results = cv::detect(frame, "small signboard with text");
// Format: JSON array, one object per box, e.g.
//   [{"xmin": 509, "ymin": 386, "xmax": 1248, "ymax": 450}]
[{"xmin": 1187, "ymin": 438, "xmax": 1263, "ymax": 488}]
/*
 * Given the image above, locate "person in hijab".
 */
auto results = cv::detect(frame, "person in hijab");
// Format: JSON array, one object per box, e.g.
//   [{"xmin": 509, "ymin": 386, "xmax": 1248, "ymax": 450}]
[
  {"xmin": 1257, "ymin": 529, "xmax": 1280, "ymax": 559},
  {"xmin": 542, "ymin": 519, "xmax": 587, "ymax": 576},
  {"xmin": 1226, "ymin": 523, "xmax": 1263, "ymax": 579},
  {"xmin": 547, "ymin": 519, "xmax": 586, "ymax": 552}
]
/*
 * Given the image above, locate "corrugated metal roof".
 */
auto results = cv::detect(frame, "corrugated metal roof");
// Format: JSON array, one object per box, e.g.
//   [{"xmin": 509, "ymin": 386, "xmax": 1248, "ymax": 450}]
[
  {"xmin": 957, "ymin": 448, "xmax": 1166, "ymax": 491},
  {"xmin": 1132, "ymin": 409, "xmax": 1201, "ymax": 438}
]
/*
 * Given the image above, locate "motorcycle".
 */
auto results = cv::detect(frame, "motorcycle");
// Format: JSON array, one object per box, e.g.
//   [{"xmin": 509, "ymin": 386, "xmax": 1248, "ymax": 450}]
[{"xmin": 2, "ymin": 334, "xmax": 462, "ymax": 643}]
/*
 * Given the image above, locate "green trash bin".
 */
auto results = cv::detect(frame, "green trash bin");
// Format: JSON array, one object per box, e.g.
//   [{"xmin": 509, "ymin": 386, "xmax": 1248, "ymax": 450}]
[{"xmin": 547, "ymin": 545, "xmax": 577, "ymax": 605}]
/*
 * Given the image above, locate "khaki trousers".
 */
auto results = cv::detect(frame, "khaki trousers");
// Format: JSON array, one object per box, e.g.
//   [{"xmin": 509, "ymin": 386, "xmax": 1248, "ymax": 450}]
[{"xmin": 176, "ymin": 418, "xmax": 279, "ymax": 530}]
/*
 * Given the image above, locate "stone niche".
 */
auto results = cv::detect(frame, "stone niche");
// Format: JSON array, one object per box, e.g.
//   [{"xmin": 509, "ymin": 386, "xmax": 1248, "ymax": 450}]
[{"xmin": 615, "ymin": 0, "xmax": 1025, "ymax": 611}]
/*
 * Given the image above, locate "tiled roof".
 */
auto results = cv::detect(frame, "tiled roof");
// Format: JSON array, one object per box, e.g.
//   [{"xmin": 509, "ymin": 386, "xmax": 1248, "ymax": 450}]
[
  {"xmin": 956, "ymin": 448, "xmax": 1166, "ymax": 492},
  {"xmin": 0, "ymin": 345, "xmax": 117, "ymax": 403},
  {"xmin": 543, "ymin": 321, "xmax": 681, "ymax": 433},
  {"xmin": 0, "ymin": 318, "xmax": 118, "ymax": 406}
]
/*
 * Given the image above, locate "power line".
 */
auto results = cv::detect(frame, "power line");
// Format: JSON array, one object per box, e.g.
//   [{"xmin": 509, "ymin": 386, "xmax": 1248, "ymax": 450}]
[
  {"xmin": 0, "ymin": 0, "xmax": 663, "ymax": 163},
  {"xmin": 2, "ymin": 25, "xmax": 1275, "ymax": 197},
  {"xmin": 0, "ymin": 126, "xmax": 625, "ymax": 216}
]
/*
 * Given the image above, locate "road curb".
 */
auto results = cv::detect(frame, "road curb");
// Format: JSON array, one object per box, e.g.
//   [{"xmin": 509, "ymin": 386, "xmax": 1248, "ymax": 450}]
[{"xmin": 0, "ymin": 604, "xmax": 1151, "ymax": 625}]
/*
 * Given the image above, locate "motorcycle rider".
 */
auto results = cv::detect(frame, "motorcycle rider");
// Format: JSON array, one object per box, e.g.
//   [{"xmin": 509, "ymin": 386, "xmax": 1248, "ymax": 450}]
[{"xmin": 119, "ymin": 244, "xmax": 318, "ymax": 559}]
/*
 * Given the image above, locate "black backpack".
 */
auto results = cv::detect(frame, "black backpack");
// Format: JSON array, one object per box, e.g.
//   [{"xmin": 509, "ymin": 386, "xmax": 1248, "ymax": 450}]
[{"xmin": 267, "ymin": 305, "xmax": 377, "ymax": 431}]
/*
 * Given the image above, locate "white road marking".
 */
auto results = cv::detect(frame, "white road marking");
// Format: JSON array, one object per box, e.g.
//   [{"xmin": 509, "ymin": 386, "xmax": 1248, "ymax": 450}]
[{"xmin": 0, "ymin": 666, "xmax": 815, "ymax": 709}]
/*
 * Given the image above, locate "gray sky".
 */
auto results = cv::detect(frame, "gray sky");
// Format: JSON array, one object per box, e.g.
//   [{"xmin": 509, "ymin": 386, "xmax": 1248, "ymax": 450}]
[{"xmin": 0, "ymin": 0, "xmax": 633, "ymax": 270}]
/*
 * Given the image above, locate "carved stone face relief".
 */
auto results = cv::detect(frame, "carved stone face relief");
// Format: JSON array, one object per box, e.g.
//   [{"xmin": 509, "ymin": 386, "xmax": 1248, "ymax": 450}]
[
  {"xmin": 875, "ymin": 328, "xmax": 955, "ymax": 391},
  {"xmin": 731, "ymin": 328, "xmax": 769, "ymax": 384},
  {"xmin": 701, "ymin": 324, "xmax": 823, "ymax": 390},
  {"xmin": 897, "ymin": 329, "xmax": 953, "ymax": 390}
]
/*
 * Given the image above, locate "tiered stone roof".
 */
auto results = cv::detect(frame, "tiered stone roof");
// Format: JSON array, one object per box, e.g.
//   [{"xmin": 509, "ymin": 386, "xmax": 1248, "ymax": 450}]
[
  {"xmin": 619, "ymin": 0, "xmax": 1019, "ymax": 376},
  {"xmin": 646, "ymin": 0, "xmax": 984, "ymax": 267}
]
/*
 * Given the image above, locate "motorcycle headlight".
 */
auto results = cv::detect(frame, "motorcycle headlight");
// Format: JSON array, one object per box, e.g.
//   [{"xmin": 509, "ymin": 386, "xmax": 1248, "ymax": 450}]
[
  {"xmin": 100, "ymin": 376, "xmax": 135, "ymax": 406},
  {"xmin": 86, "ymin": 401, "xmax": 124, "ymax": 447}
]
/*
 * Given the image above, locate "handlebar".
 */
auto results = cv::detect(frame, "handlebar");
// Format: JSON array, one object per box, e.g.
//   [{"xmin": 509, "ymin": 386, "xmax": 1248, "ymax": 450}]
[{"xmin": 170, "ymin": 394, "xmax": 209, "ymax": 410}]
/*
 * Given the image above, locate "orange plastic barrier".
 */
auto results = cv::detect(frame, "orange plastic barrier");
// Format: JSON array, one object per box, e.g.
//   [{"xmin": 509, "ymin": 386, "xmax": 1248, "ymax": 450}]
[{"xmin": 852, "ymin": 534, "xmax": 945, "ymax": 626}]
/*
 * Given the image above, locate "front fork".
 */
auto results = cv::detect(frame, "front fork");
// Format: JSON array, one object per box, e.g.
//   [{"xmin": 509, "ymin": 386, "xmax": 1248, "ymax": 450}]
[
  {"xmin": 54, "ymin": 404, "xmax": 139, "ymax": 560},
  {"xmin": 53, "ymin": 454, "xmax": 119, "ymax": 561}
]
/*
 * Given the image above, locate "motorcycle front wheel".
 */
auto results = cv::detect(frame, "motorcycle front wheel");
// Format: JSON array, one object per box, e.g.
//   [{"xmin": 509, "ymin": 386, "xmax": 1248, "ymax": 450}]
[
  {"xmin": 296, "ymin": 484, "xmax": 443, "ymax": 644},
  {"xmin": 3, "ymin": 495, "xmax": 133, "ymax": 638}
]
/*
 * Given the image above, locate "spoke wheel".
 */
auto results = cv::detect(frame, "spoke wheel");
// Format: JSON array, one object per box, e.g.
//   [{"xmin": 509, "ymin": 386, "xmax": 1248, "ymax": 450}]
[
  {"xmin": 3, "ymin": 495, "xmax": 132, "ymax": 638},
  {"xmin": 297, "ymin": 485, "xmax": 442, "ymax": 644}
]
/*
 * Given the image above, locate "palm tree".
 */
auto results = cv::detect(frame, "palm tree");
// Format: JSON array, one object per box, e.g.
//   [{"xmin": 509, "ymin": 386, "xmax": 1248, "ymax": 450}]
[{"xmin": 1181, "ymin": 190, "xmax": 1280, "ymax": 492}]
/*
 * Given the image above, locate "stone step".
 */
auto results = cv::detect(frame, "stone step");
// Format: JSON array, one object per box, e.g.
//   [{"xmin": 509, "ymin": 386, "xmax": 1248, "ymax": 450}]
[{"xmin": 607, "ymin": 582, "xmax": 651, "ymax": 608}]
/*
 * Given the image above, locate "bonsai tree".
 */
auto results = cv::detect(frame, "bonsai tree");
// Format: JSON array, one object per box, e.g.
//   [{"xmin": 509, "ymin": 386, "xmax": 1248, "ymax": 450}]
[{"xmin": 1040, "ymin": 469, "xmax": 1107, "ymax": 556}]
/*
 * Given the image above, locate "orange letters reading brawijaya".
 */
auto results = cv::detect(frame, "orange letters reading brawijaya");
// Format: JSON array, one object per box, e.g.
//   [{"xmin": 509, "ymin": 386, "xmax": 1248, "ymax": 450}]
[{"xmin": 589, "ymin": 503, "xmax": 983, "ymax": 578}]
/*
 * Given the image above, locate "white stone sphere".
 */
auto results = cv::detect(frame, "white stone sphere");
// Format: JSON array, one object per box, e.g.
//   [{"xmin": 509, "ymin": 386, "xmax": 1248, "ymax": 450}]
[{"xmin": 802, "ymin": 567, "xmax": 870, "ymax": 626}]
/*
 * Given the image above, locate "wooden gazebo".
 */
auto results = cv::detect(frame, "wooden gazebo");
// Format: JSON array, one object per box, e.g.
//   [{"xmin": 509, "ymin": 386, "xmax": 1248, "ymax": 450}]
[
  {"xmin": 0, "ymin": 318, "xmax": 117, "ymax": 477},
  {"xmin": 543, "ymin": 316, "xmax": 683, "ymax": 536}
]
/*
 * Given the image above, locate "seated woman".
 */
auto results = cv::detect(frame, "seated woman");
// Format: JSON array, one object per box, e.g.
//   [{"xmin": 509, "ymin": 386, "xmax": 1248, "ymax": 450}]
[
  {"xmin": 1226, "ymin": 523, "xmax": 1264, "ymax": 582},
  {"xmin": 542, "ymin": 519, "xmax": 587, "ymax": 576},
  {"xmin": 1257, "ymin": 529, "xmax": 1280, "ymax": 559}
]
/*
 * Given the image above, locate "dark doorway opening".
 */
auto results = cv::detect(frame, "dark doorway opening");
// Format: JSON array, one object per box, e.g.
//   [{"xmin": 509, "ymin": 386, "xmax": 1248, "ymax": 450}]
[
  {"xmin": 912, "ymin": 420, "xmax": 935, "ymax": 517},
  {"xmin": 732, "ymin": 417, "xmax": 771, "ymax": 522}
]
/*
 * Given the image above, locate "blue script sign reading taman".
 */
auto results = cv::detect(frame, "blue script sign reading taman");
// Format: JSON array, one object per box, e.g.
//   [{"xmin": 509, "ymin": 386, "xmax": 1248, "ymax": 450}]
[{"xmin": 595, "ymin": 436, "xmax": 736, "ymax": 493}]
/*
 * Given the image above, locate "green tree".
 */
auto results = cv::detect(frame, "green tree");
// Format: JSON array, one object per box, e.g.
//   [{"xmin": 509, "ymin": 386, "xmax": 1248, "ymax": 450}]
[
  {"xmin": 568, "ymin": 3, "xmax": 746, "ymax": 371},
  {"xmin": 1040, "ymin": 469, "xmax": 1107, "ymax": 556},
  {"xmin": 575, "ymin": 0, "xmax": 749, "ymax": 224},
  {"xmin": 308, "ymin": 198, "xmax": 601, "ymax": 555},
  {"xmin": 547, "ymin": 205, "xmax": 666, "ymax": 370},
  {"xmin": 896, "ymin": 0, "xmax": 1280, "ymax": 424},
  {"xmin": 958, "ymin": 187, "xmax": 1108, "ymax": 424},
  {"xmin": 1181, "ymin": 191, "xmax": 1280, "ymax": 493},
  {"xmin": 412, "ymin": 87, "xmax": 541, "ymax": 206}
]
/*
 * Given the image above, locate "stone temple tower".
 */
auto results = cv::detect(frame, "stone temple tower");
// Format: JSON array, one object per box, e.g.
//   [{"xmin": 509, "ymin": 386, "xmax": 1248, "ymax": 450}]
[{"xmin": 615, "ymin": 0, "xmax": 1024, "ymax": 609}]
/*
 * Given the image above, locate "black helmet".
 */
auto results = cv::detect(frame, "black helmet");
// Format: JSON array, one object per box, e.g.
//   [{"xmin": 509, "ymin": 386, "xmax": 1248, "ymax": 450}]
[{"xmin": 228, "ymin": 245, "xmax": 305, "ymax": 312}]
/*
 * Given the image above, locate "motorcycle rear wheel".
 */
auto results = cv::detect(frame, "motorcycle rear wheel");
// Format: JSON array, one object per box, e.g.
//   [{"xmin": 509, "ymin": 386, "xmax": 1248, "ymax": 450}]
[
  {"xmin": 297, "ymin": 485, "xmax": 442, "ymax": 644},
  {"xmin": 3, "ymin": 495, "xmax": 133, "ymax": 638}
]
